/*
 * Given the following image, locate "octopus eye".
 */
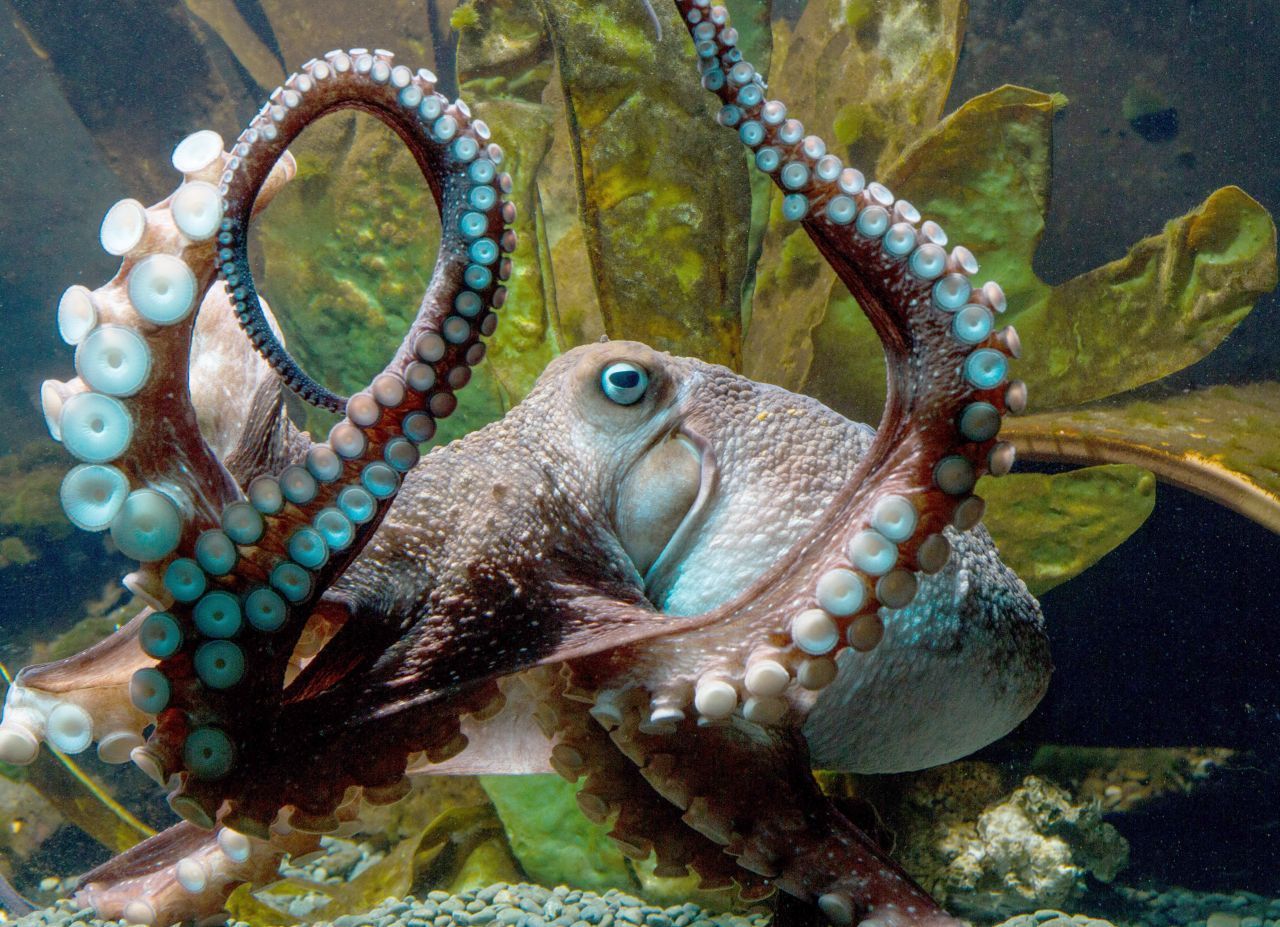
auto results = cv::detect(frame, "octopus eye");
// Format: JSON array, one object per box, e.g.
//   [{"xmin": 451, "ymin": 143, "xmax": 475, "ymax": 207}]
[{"xmin": 600, "ymin": 362, "xmax": 649, "ymax": 406}]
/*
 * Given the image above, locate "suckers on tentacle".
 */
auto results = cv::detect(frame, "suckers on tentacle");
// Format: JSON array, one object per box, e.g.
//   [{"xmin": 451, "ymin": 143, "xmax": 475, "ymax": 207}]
[
  {"xmin": 599, "ymin": 0, "xmax": 1029, "ymax": 734},
  {"xmin": 151, "ymin": 47, "xmax": 517, "ymax": 828},
  {"xmin": 0, "ymin": 5, "xmax": 1042, "ymax": 926},
  {"xmin": 1, "ymin": 47, "xmax": 517, "ymax": 842}
]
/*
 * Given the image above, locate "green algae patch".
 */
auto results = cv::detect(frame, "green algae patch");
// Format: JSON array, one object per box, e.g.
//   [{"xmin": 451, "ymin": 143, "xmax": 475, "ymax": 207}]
[
  {"xmin": 1007, "ymin": 382, "xmax": 1280, "ymax": 535},
  {"xmin": 451, "ymin": 3, "xmax": 481, "ymax": 31},
  {"xmin": 254, "ymin": 112, "xmax": 442, "ymax": 436},
  {"xmin": 480, "ymin": 774, "xmax": 733, "ymax": 905},
  {"xmin": 1016, "ymin": 186, "xmax": 1277, "ymax": 410},
  {"xmin": 0, "ymin": 536, "xmax": 36, "ymax": 568},
  {"xmin": 0, "ymin": 441, "xmax": 76, "ymax": 571},
  {"xmin": 538, "ymin": 0, "xmax": 750, "ymax": 368},
  {"xmin": 770, "ymin": 0, "xmax": 965, "ymax": 177},
  {"xmin": 0, "ymin": 443, "xmax": 71, "ymax": 537},
  {"xmin": 980, "ymin": 465, "xmax": 1157, "ymax": 596},
  {"xmin": 482, "ymin": 774, "xmax": 638, "ymax": 893}
]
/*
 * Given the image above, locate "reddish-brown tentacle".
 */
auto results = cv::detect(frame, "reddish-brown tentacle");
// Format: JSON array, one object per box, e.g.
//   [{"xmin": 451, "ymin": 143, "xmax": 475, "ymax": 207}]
[
  {"xmin": 74, "ymin": 822, "xmax": 318, "ymax": 927},
  {"xmin": 568, "ymin": 0, "xmax": 1028, "ymax": 727},
  {"xmin": 0, "ymin": 48, "xmax": 517, "ymax": 838},
  {"xmin": 527, "ymin": 667, "xmax": 769, "ymax": 900},
  {"xmin": 143, "ymin": 48, "xmax": 516, "ymax": 827},
  {"xmin": 675, "ymin": 0, "xmax": 1020, "ymax": 653}
]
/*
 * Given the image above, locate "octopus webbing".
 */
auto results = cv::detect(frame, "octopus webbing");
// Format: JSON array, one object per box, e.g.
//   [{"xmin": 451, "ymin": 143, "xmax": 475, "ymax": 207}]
[{"xmin": 0, "ymin": 3, "xmax": 1046, "ymax": 926}]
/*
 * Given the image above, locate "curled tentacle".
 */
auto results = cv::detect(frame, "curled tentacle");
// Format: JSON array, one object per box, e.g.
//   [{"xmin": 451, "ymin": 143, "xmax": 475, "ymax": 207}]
[
  {"xmin": 3, "ymin": 48, "xmax": 515, "ymax": 840},
  {"xmin": 146, "ymin": 48, "xmax": 515, "ymax": 829},
  {"xmin": 0, "ymin": 165, "xmax": 296, "ymax": 767},
  {"xmin": 218, "ymin": 51, "xmax": 513, "ymax": 413},
  {"xmin": 580, "ymin": 0, "xmax": 1026, "ymax": 719},
  {"xmin": 0, "ymin": 284, "xmax": 305, "ymax": 771}
]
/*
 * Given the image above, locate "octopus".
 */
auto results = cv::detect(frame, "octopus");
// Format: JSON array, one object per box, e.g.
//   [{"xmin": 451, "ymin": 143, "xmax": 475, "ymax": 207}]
[{"xmin": 0, "ymin": 3, "xmax": 1045, "ymax": 926}]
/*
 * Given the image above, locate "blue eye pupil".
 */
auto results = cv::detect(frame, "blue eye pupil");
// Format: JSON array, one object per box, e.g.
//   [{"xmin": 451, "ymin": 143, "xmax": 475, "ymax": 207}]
[{"xmin": 600, "ymin": 362, "xmax": 648, "ymax": 405}]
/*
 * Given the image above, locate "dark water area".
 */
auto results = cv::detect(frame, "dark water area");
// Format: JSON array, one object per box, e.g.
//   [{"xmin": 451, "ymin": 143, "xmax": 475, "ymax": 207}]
[
  {"xmin": 951, "ymin": 3, "xmax": 1280, "ymax": 892},
  {"xmin": 952, "ymin": 0, "xmax": 1280, "ymax": 386}
]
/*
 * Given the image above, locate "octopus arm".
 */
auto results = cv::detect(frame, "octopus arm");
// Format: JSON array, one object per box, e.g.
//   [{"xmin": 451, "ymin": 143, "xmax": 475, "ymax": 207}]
[
  {"xmin": 1, "ymin": 47, "xmax": 521, "ymax": 837},
  {"xmin": 74, "ymin": 820, "xmax": 316, "ymax": 927},
  {"xmin": 605, "ymin": 704, "xmax": 958, "ymax": 927}
]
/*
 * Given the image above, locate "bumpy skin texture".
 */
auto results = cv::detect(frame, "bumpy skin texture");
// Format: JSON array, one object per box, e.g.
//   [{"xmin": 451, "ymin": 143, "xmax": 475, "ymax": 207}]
[{"xmin": 0, "ymin": 4, "xmax": 1046, "ymax": 925}]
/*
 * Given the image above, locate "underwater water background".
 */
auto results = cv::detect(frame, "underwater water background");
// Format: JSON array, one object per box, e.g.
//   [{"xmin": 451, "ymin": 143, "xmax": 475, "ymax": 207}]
[{"xmin": 0, "ymin": 0, "xmax": 1277, "ymax": 924}]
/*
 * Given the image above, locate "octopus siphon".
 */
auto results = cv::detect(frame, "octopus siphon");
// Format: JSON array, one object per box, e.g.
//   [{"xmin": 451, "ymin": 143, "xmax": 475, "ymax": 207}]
[{"xmin": 0, "ymin": 2, "xmax": 1045, "ymax": 925}]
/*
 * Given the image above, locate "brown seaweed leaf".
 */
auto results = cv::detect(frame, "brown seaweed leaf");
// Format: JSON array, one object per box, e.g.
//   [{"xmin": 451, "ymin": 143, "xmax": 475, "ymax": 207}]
[
  {"xmin": 756, "ymin": 78, "xmax": 1274, "ymax": 572},
  {"xmin": 980, "ymin": 466, "xmax": 1157, "ymax": 596},
  {"xmin": 802, "ymin": 85, "xmax": 1058, "ymax": 421},
  {"xmin": 745, "ymin": 0, "xmax": 967, "ymax": 391},
  {"xmin": 799, "ymin": 87, "xmax": 1277, "ymax": 426},
  {"xmin": 458, "ymin": 0, "xmax": 562, "ymax": 410},
  {"xmin": 1006, "ymin": 383, "xmax": 1280, "ymax": 535},
  {"xmin": 535, "ymin": 0, "xmax": 752, "ymax": 368},
  {"xmin": 1013, "ymin": 186, "xmax": 1277, "ymax": 411}
]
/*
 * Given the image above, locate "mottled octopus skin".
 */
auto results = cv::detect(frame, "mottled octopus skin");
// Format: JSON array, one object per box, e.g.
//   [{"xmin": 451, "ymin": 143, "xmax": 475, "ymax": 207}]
[{"xmin": 0, "ymin": 5, "xmax": 1043, "ymax": 926}]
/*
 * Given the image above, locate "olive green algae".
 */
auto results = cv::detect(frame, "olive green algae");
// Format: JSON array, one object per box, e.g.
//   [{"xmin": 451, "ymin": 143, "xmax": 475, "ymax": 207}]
[{"xmin": 535, "ymin": 0, "xmax": 751, "ymax": 369}]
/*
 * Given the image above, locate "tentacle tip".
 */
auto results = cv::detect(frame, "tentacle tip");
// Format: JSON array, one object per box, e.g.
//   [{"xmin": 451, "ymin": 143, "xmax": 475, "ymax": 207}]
[{"xmin": 126, "ymin": 569, "xmax": 176, "ymax": 613}]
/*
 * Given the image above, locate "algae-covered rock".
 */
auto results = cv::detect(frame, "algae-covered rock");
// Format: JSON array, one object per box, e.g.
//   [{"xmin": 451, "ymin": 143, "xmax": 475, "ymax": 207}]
[
  {"xmin": 1029, "ymin": 746, "xmax": 1235, "ymax": 814},
  {"xmin": 0, "ymin": 538, "xmax": 36, "ymax": 569},
  {"xmin": 0, "ymin": 444, "xmax": 72, "ymax": 540},
  {"xmin": 995, "ymin": 913, "xmax": 1118, "ymax": 927},
  {"xmin": 835, "ymin": 764, "xmax": 1127, "ymax": 921},
  {"xmin": 929, "ymin": 776, "xmax": 1128, "ymax": 919}
]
